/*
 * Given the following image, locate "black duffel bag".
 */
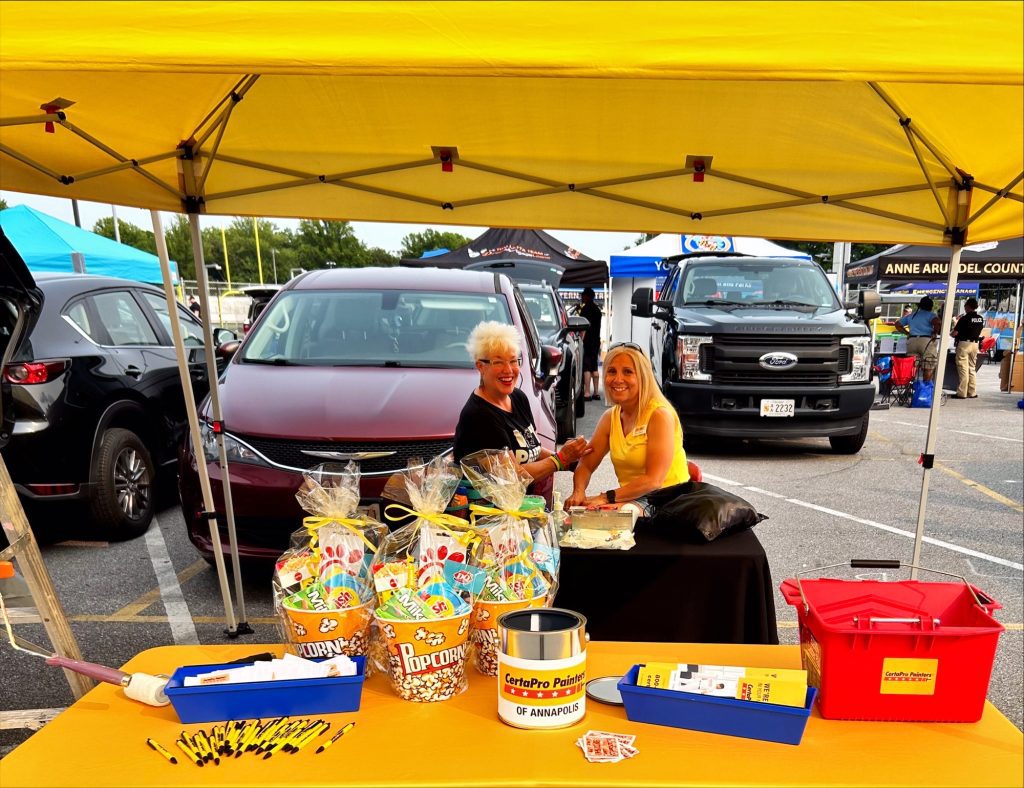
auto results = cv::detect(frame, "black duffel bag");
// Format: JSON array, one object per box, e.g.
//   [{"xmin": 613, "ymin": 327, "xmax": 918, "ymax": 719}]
[{"xmin": 647, "ymin": 481, "xmax": 768, "ymax": 542}]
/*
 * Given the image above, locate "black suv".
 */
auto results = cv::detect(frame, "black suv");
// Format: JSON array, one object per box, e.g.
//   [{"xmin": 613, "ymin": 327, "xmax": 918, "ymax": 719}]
[
  {"xmin": 466, "ymin": 260, "xmax": 589, "ymax": 442},
  {"xmin": 1, "ymin": 272, "xmax": 232, "ymax": 538}
]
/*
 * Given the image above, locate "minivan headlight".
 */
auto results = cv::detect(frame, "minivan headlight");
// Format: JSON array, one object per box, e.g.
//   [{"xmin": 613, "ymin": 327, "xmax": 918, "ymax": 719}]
[
  {"xmin": 199, "ymin": 421, "xmax": 271, "ymax": 466},
  {"xmin": 840, "ymin": 336, "xmax": 872, "ymax": 383},
  {"xmin": 675, "ymin": 335, "xmax": 712, "ymax": 381}
]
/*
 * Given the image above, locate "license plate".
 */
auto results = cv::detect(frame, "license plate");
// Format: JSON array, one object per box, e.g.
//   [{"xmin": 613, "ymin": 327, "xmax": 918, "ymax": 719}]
[
  {"xmin": 357, "ymin": 503, "xmax": 380, "ymax": 520},
  {"xmin": 760, "ymin": 399, "xmax": 795, "ymax": 417}
]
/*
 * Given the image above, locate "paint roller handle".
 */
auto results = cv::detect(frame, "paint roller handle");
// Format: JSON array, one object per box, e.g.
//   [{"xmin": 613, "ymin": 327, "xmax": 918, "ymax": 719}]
[{"xmin": 46, "ymin": 655, "xmax": 129, "ymax": 686}]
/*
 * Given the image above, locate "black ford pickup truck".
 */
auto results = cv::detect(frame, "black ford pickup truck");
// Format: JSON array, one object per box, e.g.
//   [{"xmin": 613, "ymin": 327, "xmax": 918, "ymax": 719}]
[{"xmin": 631, "ymin": 253, "xmax": 881, "ymax": 454}]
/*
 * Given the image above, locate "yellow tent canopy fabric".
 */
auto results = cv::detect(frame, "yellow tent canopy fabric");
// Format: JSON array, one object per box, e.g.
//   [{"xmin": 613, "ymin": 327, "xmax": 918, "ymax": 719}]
[{"xmin": 1, "ymin": 1, "xmax": 1022, "ymax": 244}]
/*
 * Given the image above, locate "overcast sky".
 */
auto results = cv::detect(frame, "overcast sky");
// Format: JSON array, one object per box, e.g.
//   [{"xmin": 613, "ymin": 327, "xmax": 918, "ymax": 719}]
[{"xmin": 1, "ymin": 190, "xmax": 641, "ymax": 262}]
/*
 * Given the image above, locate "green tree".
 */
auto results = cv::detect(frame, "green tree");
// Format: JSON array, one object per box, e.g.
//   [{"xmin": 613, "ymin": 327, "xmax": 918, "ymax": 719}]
[
  {"xmin": 400, "ymin": 229, "xmax": 472, "ymax": 259},
  {"xmin": 633, "ymin": 232, "xmax": 657, "ymax": 246},
  {"xmin": 362, "ymin": 246, "xmax": 400, "ymax": 266},
  {"xmin": 92, "ymin": 217, "xmax": 157, "ymax": 254},
  {"xmin": 294, "ymin": 219, "xmax": 367, "ymax": 268},
  {"xmin": 0, "ymin": 198, "xmax": 8, "ymax": 210},
  {"xmin": 770, "ymin": 240, "xmax": 890, "ymax": 268}
]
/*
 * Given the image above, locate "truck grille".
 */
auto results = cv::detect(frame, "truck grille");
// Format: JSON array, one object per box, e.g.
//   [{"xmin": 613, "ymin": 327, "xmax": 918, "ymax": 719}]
[
  {"xmin": 235, "ymin": 435, "xmax": 454, "ymax": 474},
  {"xmin": 704, "ymin": 335, "xmax": 850, "ymax": 387}
]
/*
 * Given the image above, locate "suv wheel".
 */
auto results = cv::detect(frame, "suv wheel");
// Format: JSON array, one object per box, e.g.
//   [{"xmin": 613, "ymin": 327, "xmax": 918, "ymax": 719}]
[
  {"xmin": 89, "ymin": 428, "xmax": 154, "ymax": 539},
  {"xmin": 829, "ymin": 414, "xmax": 869, "ymax": 454},
  {"xmin": 556, "ymin": 396, "xmax": 576, "ymax": 443}
]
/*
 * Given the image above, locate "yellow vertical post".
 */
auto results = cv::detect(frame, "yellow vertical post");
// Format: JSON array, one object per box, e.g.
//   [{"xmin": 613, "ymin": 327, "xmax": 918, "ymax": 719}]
[
  {"xmin": 253, "ymin": 218, "xmax": 264, "ymax": 285},
  {"xmin": 220, "ymin": 227, "xmax": 233, "ymax": 289}
]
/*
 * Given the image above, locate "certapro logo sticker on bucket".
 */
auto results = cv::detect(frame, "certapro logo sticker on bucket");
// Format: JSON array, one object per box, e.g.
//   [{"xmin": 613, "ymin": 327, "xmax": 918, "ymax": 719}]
[
  {"xmin": 880, "ymin": 658, "xmax": 938, "ymax": 695},
  {"xmin": 498, "ymin": 652, "xmax": 587, "ymax": 728}
]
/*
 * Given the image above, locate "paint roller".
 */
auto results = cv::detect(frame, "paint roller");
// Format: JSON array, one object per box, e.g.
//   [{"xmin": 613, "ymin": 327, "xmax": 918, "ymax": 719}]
[{"xmin": 45, "ymin": 655, "xmax": 171, "ymax": 706}]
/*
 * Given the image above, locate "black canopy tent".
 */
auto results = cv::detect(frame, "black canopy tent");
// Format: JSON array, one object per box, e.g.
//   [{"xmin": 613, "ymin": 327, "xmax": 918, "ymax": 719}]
[
  {"xmin": 846, "ymin": 238, "xmax": 1024, "ymax": 284},
  {"xmin": 401, "ymin": 228, "xmax": 609, "ymax": 287}
]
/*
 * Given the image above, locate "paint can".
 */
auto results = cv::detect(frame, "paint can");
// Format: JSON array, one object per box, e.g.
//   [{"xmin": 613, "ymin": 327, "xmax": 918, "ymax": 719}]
[{"xmin": 496, "ymin": 607, "xmax": 587, "ymax": 729}]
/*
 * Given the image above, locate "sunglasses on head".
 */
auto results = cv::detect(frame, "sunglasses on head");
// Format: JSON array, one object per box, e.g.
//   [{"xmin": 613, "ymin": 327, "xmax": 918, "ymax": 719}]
[{"xmin": 607, "ymin": 342, "xmax": 643, "ymax": 353}]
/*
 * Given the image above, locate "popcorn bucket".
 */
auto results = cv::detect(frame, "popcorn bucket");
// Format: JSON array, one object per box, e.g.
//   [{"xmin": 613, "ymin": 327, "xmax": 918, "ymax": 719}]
[
  {"xmin": 471, "ymin": 597, "xmax": 546, "ymax": 676},
  {"xmin": 375, "ymin": 611, "xmax": 472, "ymax": 702},
  {"xmin": 282, "ymin": 599, "xmax": 373, "ymax": 660}
]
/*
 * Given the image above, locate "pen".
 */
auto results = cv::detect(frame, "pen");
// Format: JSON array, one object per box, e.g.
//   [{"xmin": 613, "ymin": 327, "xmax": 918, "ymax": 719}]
[
  {"xmin": 146, "ymin": 738, "xmax": 178, "ymax": 765},
  {"xmin": 175, "ymin": 737, "xmax": 204, "ymax": 767},
  {"xmin": 315, "ymin": 721, "xmax": 355, "ymax": 754},
  {"xmin": 290, "ymin": 722, "xmax": 330, "ymax": 754}
]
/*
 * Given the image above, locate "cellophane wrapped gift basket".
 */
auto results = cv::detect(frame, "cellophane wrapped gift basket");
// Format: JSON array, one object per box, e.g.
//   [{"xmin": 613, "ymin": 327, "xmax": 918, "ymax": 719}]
[
  {"xmin": 371, "ymin": 455, "xmax": 484, "ymax": 702},
  {"xmin": 273, "ymin": 463, "xmax": 387, "ymax": 666},
  {"xmin": 460, "ymin": 449, "xmax": 560, "ymax": 676}
]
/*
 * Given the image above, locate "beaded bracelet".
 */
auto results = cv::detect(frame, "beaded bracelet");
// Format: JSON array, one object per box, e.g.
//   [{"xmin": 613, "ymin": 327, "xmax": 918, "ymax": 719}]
[{"xmin": 550, "ymin": 454, "xmax": 564, "ymax": 472}]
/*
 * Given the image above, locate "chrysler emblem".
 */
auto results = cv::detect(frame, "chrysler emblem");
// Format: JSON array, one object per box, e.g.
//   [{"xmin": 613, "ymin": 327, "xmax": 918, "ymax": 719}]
[
  {"xmin": 301, "ymin": 450, "xmax": 397, "ymax": 461},
  {"xmin": 758, "ymin": 351, "xmax": 798, "ymax": 370}
]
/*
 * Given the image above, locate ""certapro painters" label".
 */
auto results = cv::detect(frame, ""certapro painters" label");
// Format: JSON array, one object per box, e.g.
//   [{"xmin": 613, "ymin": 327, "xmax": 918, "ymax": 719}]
[{"xmin": 497, "ymin": 651, "xmax": 587, "ymax": 729}]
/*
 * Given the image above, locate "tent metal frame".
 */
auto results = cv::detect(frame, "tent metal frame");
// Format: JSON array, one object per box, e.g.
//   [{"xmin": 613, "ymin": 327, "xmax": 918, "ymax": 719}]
[{"xmin": 1, "ymin": 66, "xmax": 1022, "ymax": 660}]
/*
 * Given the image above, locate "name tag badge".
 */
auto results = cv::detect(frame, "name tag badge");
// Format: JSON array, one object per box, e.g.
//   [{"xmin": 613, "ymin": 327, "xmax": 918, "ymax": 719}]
[
  {"xmin": 632, "ymin": 426, "xmax": 648, "ymax": 438},
  {"xmin": 512, "ymin": 429, "xmax": 529, "ymax": 448}
]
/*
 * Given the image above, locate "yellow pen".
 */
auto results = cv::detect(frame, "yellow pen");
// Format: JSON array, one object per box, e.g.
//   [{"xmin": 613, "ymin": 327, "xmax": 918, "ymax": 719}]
[
  {"xmin": 291, "ymin": 722, "xmax": 330, "ymax": 754},
  {"xmin": 315, "ymin": 721, "xmax": 355, "ymax": 754},
  {"xmin": 175, "ymin": 737, "xmax": 204, "ymax": 767},
  {"xmin": 146, "ymin": 738, "xmax": 178, "ymax": 765}
]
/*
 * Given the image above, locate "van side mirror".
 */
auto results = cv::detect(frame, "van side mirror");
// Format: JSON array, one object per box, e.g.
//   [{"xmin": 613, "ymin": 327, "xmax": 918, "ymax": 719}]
[
  {"xmin": 632, "ymin": 287, "xmax": 654, "ymax": 318},
  {"xmin": 566, "ymin": 315, "xmax": 590, "ymax": 334},
  {"xmin": 856, "ymin": 290, "xmax": 882, "ymax": 322},
  {"xmin": 539, "ymin": 344, "xmax": 563, "ymax": 390}
]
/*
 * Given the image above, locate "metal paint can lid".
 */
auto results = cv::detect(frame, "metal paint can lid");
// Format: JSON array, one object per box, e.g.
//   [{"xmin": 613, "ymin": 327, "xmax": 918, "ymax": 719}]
[{"xmin": 585, "ymin": 676, "xmax": 624, "ymax": 706}]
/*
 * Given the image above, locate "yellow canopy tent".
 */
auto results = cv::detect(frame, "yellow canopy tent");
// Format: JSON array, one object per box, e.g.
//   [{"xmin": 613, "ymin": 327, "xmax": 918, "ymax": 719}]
[{"xmin": 1, "ymin": 1, "xmax": 1022, "ymax": 632}]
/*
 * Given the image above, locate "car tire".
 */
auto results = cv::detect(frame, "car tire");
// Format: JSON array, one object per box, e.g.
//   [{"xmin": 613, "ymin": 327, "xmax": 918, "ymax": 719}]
[
  {"xmin": 574, "ymin": 384, "xmax": 586, "ymax": 417},
  {"xmin": 88, "ymin": 428, "xmax": 154, "ymax": 540},
  {"xmin": 829, "ymin": 414, "xmax": 869, "ymax": 454},
  {"xmin": 556, "ymin": 395, "xmax": 576, "ymax": 444}
]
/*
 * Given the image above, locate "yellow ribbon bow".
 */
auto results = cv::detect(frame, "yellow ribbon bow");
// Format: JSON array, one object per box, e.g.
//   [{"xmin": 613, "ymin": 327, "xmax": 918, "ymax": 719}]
[
  {"xmin": 468, "ymin": 503, "xmax": 545, "ymax": 528},
  {"xmin": 302, "ymin": 516, "xmax": 377, "ymax": 553}
]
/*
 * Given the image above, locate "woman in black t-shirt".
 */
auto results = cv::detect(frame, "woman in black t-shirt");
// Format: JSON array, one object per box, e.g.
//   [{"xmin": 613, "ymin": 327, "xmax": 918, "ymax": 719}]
[{"xmin": 453, "ymin": 321, "xmax": 589, "ymax": 503}]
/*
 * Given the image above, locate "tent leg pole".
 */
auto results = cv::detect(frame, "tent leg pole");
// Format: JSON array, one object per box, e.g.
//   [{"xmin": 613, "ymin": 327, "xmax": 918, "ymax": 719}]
[
  {"xmin": 186, "ymin": 213, "xmax": 251, "ymax": 634},
  {"xmin": 149, "ymin": 210, "xmax": 238, "ymax": 634},
  {"xmin": 910, "ymin": 244, "xmax": 964, "ymax": 578},
  {"xmin": 1007, "ymin": 282, "xmax": 1022, "ymax": 391}
]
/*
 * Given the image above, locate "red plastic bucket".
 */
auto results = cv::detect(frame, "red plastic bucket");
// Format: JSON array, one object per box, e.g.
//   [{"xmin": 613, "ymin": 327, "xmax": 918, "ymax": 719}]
[{"xmin": 780, "ymin": 560, "xmax": 1004, "ymax": 722}]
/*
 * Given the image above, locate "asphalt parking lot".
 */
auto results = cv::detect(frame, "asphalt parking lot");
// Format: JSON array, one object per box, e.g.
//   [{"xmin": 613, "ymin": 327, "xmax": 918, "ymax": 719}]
[{"xmin": 1, "ymin": 363, "xmax": 1021, "ymax": 758}]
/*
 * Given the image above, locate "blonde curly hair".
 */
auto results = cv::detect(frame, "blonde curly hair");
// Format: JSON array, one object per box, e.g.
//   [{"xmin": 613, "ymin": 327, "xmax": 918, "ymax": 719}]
[{"xmin": 466, "ymin": 321, "xmax": 522, "ymax": 362}]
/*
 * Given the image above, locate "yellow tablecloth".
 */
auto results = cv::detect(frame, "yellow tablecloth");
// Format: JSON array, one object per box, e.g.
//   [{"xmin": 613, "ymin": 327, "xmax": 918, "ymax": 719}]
[{"xmin": 2, "ymin": 642, "xmax": 1021, "ymax": 787}]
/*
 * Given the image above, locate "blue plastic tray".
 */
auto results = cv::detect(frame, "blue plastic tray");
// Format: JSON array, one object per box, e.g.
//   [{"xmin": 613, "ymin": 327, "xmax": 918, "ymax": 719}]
[
  {"xmin": 164, "ymin": 656, "xmax": 365, "ymax": 723},
  {"xmin": 617, "ymin": 664, "xmax": 816, "ymax": 745}
]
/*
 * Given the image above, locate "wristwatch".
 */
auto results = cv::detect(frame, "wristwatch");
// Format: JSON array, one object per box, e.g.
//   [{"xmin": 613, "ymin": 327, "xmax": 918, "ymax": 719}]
[{"xmin": 605, "ymin": 489, "xmax": 617, "ymax": 504}]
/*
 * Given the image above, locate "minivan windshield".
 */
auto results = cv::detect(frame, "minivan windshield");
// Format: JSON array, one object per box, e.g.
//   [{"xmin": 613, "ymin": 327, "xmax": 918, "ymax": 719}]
[
  {"xmin": 675, "ymin": 262, "xmax": 840, "ymax": 310},
  {"xmin": 520, "ymin": 288, "xmax": 561, "ymax": 332},
  {"xmin": 240, "ymin": 289, "xmax": 513, "ymax": 367}
]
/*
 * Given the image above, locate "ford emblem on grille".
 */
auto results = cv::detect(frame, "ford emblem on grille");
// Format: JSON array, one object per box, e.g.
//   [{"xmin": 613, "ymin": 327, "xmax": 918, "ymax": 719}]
[{"xmin": 759, "ymin": 351, "xmax": 798, "ymax": 370}]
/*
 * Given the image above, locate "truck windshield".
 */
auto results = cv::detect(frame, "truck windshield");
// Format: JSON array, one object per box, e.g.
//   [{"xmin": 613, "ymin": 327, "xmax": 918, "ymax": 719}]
[
  {"xmin": 241, "ymin": 289, "xmax": 512, "ymax": 367},
  {"xmin": 676, "ymin": 262, "xmax": 840, "ymax": 309}
]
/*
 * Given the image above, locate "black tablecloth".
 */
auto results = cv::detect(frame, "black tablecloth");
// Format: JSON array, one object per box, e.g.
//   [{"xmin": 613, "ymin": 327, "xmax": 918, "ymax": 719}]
[{"xmin": 553, "ymin": 525, "xmax": 778, "ymax": 645}]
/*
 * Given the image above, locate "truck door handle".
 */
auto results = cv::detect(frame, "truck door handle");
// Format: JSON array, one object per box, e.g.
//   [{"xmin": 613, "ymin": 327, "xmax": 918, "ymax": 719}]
[{"xmin": 124, "ymin": 365, "xmax": 142, "ymax": 378}]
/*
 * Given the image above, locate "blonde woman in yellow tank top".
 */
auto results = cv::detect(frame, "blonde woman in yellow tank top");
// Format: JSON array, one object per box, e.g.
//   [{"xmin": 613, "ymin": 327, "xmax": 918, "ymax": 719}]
[{"xmin": 566, "ymin": 343, "xmax": 689, "ymax": 511}]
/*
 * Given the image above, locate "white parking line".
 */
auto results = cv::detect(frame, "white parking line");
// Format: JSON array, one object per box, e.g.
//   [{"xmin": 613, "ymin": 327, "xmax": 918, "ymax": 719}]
[
  {"xmin": 705, "ymin": 474, "xmax": 1024, "ymax": 572},
  {"xmin": 889, "ymin": 420, "xmax": 1023, "ymax": 443},
  {"xmin": 144, "ymin": 516, "xmax": 199, "ymax": 645}
]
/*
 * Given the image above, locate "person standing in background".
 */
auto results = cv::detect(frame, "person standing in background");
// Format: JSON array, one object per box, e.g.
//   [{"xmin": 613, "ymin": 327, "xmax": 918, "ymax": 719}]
[
  {"xmin": 188, "ymin": 295, "xmax": 202, "ymax": 320},
  {"xmin": 895, "ymin": 295, "xmax": 941, "ymax": 381},
  {"xmin": 577, "ymin": 287, "xmax": 603, "ymax": 401},
  {"xmin": 951, "ymin": 297, "xmax": 985, "ymax": 399}
]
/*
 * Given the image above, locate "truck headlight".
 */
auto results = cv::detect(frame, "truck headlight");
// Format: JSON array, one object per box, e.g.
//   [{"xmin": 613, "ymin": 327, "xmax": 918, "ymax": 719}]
[
  {"xmin": 199, "ymin": 421, "xmax": 271, "ymax": 467},
  {"xmin": 676, "ymin": 335, "xmax": 712, "ymax": 381},
  {"xmin": 840, "ymin": 336, "xmax": 872, "ymax": 383}
]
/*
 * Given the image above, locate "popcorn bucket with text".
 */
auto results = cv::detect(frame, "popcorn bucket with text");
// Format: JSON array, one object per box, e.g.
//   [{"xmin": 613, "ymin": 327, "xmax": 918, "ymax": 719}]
[
  {"xmin": 282, "ymin": 599, "xmax": 373, "ymax": 660},
  {"xmin": 375, "ymin": 611, "xmax": 472, "ymax": 702},
  {"xmin": 471, "ymin": 597, "xmax": 545, "ymax": 676}
]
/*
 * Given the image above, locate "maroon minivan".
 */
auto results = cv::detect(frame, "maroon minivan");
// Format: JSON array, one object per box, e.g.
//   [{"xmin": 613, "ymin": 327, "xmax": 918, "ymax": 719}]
[{"xmin": 179, "ymin": 266, "xmax": 561, "ymax": 560}]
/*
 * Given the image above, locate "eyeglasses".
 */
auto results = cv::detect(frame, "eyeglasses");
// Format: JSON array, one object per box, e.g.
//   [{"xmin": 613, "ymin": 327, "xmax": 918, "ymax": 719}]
[
  {"xmin": 479, "ymin": 357, "xmax": 522, "ymax": 370},
  {"xmin": 607, "ymin": 342, "xmax": 643, "ymax": 353}
]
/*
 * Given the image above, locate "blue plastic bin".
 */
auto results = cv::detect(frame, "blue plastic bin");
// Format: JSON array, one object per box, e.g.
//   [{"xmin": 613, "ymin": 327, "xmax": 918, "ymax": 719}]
[
  {"xmin": 164, "ymin": 656, "xmax": 365, "ymax": 723},
  {"xmin": 617, "ymin": 664, "xmax": 816, "ymax": 745}
]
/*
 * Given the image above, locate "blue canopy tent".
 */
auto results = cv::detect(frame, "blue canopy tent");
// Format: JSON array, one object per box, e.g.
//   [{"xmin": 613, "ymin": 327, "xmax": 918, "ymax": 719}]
[{"xmin": 0, "ymin": 205, "xmax": 177, "ymax": 283}]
